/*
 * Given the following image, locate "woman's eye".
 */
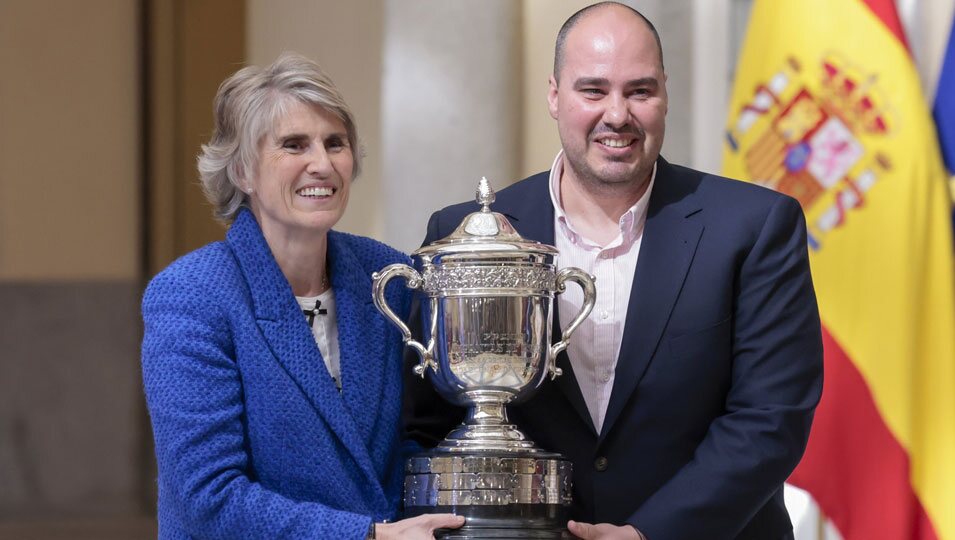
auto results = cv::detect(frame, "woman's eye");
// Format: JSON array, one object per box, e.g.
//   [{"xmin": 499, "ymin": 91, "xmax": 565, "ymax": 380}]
[
  {"xmin": 326, "ymin": 137, "xmax": 347, "ymax": 151},
  {"xmin": 282, "ymin": 140, "xmax": 304, "ymax": 151}
]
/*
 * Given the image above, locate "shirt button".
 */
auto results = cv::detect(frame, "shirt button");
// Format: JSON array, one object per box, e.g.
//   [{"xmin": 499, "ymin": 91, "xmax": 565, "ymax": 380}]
[
  {"xmin": 594, "ymin": 457, "xmax": 609, "ymax": 471},
  {"xmin": 600, "ymin": 310, "xmax": 610, "ymax": 320},
  {"xmin": 601, "ymin": 371, "xmax": 611, "ymax": 382}
]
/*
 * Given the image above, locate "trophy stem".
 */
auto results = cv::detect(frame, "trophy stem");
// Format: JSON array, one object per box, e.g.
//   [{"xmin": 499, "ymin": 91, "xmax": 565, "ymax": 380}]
[
  {"xmin": 435, "ymin": 400, "xmax": 551, "ymax": 453},
  {"xmin": 467, "ymin": 401, "xmax": 508, "ymax": 425}
]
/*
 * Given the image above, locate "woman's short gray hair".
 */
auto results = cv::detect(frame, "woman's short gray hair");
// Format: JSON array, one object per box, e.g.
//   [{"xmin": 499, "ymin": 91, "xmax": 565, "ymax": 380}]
[{"xmin": 198, "ymin": 52, "xmax": 363, "ymax": 222}]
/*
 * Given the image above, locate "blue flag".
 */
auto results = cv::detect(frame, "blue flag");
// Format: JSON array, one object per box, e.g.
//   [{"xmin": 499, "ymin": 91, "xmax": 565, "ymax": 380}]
[
  {"xmin": 934, "ymin": 15, "xmax": 955, "ymax": 234},
  {"xmin": 936, "ymin": 16, "xmax": 955, "ymax": 172}
]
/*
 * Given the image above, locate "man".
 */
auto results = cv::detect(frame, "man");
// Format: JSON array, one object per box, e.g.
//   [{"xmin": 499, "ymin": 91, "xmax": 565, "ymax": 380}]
[{"xmin": 404, "ymin": 3, "xmax": 823, "ymax": 539}]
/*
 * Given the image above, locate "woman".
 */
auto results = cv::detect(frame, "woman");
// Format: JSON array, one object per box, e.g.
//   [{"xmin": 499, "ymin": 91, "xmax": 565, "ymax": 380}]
[{"xmin": 141, "ymin": 53, "xmax": 463, "ymax": 539}]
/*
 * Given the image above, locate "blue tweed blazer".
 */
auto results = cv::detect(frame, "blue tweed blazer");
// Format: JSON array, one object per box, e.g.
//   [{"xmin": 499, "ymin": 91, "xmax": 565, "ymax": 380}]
[{"xmin": 142, "ymin": 209, "xmax": 412, "ymax": 539}]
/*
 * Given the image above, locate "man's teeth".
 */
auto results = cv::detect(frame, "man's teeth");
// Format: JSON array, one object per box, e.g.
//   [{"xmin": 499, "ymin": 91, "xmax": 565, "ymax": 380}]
[
  {"xmin": 297, "ymin": 186, "xmax": 333, "ymax": 197},
  {"xmin": 599, "ymin": 138, "xmax": 633, "ymax": 148}
]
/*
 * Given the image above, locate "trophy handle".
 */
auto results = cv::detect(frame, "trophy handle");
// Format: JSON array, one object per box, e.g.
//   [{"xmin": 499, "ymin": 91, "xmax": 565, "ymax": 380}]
[
  {"xmin": 549, "ymin": 267, "xmax": 597, "ymax": 379},
  {"xmin": 371, "ymin": 263, "xmax": 436, "ymax": 377}
]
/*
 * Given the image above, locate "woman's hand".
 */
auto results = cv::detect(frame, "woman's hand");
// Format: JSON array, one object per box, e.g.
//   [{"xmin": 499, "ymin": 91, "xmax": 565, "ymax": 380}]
[{"xmin": 374, "ymin": 513, "xmax": 465, "ymax": 539}]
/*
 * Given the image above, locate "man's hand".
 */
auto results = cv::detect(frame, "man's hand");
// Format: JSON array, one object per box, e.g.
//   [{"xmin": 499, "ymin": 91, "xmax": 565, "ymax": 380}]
[
  {"xmin": 375, "ymin": 513, "xmax": 465, "ymax": 540},
  {"xmin": 567, "ymin": 520, "xmax": 645, "ymax": 540}
]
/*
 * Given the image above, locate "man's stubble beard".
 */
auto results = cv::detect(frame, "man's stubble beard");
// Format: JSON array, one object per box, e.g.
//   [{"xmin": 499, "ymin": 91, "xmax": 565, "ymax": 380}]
[
  {"xmin": 567, "ymin": 154, "xmax": 655, "ymax": 200},
  {"xmin": 563, "ymin": 121, "xmax": 661, "ymax": 199}
]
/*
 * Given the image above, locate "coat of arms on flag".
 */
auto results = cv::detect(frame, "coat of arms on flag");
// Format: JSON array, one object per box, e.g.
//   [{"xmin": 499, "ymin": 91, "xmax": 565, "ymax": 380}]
[{"xmin": 726, "ymin": 53, "xmax": 895, "ymax": 251}]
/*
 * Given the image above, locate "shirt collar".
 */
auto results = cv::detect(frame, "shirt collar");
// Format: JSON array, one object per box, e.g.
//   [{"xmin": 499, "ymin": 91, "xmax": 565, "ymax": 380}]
[{"xmin": 548, "ymin": 149, "xmax": 656, "ymax": 247}]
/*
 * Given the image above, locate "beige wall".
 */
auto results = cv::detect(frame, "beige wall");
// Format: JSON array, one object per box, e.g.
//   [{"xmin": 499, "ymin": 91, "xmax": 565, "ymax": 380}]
[
  {"xmin": 146, "ymin": 0, "xmax": 246, "ymax": 274},
  {"xmin": 378, "ymin": 0, "xmax": 524, "ymax": 252},
  {"xmin": 520, "ymin": 0, "xmax": 593, "ymax": 178},
  {"xmin": 0, "ymin": 0, "xmax": 140, "ymax": 281},
  {"xmin": 0, "ymin": 1, "xmax": 151, "ymax": 537}
]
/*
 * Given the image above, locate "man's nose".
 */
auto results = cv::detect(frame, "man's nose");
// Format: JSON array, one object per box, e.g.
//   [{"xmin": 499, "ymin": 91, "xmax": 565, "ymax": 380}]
[{"xmin": 602, "ymin": 94, "xmax": 629, "ymax": 128}]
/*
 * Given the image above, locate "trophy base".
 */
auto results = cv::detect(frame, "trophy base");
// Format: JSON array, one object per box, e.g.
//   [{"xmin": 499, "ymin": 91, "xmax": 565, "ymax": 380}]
[
  {"xmin": 411, "ymin": 504, "xmax": 573, "ymax": 539},
  {"xmin": 436, "ymin": 531, "xmax": 573, "ymax": 539},
  {"xmin": 436, "ymin": 529, "xmax": 573, "ymax": 539},
  {"xmin": 404, "ymin": 452, "xmax": 573, "ymax": 539}
]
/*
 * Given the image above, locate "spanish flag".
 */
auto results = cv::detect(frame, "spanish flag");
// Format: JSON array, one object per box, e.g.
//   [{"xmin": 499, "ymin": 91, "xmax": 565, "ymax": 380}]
[{"xmin": 723, "ymin": 1, "xmax": 955, "ymax": 539}]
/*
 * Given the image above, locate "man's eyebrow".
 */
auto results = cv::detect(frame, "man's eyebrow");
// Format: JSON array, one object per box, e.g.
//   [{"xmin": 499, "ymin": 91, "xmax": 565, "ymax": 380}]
[
  {"xmin": 571, "ymin": 77, "xmax": 660, "ymax": 89},
  {"xmin": 627, "ymin": 77, "xmax": 660, "ymax": 88},
  {"xmin": 572, "ymin": 77, "xmax": 609, "ymax": 89}
]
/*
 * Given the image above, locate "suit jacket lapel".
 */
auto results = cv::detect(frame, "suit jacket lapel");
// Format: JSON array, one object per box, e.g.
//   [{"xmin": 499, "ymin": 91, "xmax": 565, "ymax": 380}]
[
  {"xmin": 495, "ymin": 173, "xmax": 597, "ymax": 435},
  {"xmin": 599, "ymin": 159, "xmax": 704, "ymax": 442},
  {"xmin": 226, "ymin": 211, "xmax": 382, "ymax": 500}
]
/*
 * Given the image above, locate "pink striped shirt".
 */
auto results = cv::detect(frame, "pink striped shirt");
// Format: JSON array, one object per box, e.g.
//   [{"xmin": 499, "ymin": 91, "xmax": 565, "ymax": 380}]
[{"xmin": 548, "ymin": 151, "xmax": 656, "ymax": 433}]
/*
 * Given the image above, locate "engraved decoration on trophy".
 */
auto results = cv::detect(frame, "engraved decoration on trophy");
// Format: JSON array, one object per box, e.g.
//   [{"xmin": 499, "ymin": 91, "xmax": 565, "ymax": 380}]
[{"xmin": 372, "ymin": 177, "xmax": 596, "ymax": 539}]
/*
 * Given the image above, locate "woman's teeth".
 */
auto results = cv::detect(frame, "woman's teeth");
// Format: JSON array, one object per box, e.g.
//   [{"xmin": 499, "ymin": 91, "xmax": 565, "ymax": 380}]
[{"xmin": 297, "ymin": 186, "xmax": 334, "ymax": 197}]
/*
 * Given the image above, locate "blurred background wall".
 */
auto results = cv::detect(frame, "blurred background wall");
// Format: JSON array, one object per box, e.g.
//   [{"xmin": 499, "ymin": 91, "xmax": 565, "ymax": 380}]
[{"xmin": 0, "ymin": 0, "xmax": 950, "ymax": 537}]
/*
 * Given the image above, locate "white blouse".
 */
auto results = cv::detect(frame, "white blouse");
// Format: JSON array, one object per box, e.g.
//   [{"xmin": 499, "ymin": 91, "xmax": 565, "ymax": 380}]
[{"xmin": 295, "ymin": 289, "xmax": 341, "ymax": 390}]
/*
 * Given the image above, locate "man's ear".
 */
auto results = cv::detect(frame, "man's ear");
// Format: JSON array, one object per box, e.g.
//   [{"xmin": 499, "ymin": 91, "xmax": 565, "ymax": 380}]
[
  {"xmin": 547, "ymin": 75, "xmax": 559, "ymax": 120},
  {"xmin": 663, "ymin": 71, "xmax": 669, "ymax": 115}
]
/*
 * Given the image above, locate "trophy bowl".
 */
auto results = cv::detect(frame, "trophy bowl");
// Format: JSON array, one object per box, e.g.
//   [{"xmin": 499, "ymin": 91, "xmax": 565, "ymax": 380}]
[{"xmin": 372, "ymin": 178, "xmax": 595, "ymax": 538}]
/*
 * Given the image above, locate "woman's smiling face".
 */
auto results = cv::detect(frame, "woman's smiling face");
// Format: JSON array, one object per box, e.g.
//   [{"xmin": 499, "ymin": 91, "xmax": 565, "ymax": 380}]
[{"xmin": 245, "ymin": 100, "xmax": 353, "ymax": 240}]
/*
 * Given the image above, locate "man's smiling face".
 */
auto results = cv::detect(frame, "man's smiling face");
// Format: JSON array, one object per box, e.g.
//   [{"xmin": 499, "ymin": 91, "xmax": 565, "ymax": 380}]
[{"xmin": 548, "ymin": 4, "xmax": 668, "ymax": 193}]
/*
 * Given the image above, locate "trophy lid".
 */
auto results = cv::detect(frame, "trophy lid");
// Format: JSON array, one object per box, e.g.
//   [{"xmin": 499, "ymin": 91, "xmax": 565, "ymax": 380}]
[{"xmin": 413, "ymin": 177, "xmax": 558, "ymax": 257}]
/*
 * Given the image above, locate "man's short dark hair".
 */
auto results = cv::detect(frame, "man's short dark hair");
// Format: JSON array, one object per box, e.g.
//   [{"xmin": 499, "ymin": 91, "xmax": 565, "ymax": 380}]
[{"xmin": 553, "ymin": 1, "xmax": 664, "ymax": 82}]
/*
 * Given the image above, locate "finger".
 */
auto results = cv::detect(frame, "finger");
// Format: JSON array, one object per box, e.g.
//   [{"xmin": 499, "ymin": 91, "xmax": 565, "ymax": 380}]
[
  {"xmin": 426, "ymin": 513, "xmax": 466, "ymax": 530},
  {"xmin": 567, "ymin": 520, "xmax": 596, "ymax": 539}
]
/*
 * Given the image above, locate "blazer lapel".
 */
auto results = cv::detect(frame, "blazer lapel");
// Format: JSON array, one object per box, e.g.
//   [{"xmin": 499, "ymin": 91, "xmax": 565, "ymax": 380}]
[
  {"xmin": 496, "ymin": 174, "xmax": 596, "ymax": 435},
  {"xmin": 226, "ymin": 211, "xmax": 383, "ymax": 499},
  {"xmin": 327, "ymin": 231, "xmax": 388, "ymax": 450},
  {"xmin": 599, "ymin": 159, "xmax": 704, "ymax": 442}
]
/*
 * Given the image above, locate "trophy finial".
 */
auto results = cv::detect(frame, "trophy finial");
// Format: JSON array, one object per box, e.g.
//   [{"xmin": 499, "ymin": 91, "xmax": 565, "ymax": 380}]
[{"xmin": 476, "ymin": 177, "xmax": 496, "ymax": 211}]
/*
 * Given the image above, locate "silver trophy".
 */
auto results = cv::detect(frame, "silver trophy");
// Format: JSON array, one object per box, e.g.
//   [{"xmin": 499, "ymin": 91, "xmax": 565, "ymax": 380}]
[{"xmin": 372, "ymin": 178, "xmax": 596, "ymax": 539}]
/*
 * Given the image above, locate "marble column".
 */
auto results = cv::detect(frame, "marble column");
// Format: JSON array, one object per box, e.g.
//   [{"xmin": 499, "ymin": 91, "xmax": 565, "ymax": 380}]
[{"xmin": 380, "ymin": 0, "xmax": 522, "ymax": 252}]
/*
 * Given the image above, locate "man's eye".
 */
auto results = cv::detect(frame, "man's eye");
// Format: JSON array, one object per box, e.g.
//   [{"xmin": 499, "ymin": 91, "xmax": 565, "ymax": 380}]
[{"xmin": 581, "ymin": 88, "xmax": 603, "ymax": 95}]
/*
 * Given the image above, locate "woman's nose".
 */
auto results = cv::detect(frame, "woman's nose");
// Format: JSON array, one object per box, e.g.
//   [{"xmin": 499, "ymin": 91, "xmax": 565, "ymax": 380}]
[{"xmin": 306, "ymin": 147, "xmax": 333, "ymax": 177}]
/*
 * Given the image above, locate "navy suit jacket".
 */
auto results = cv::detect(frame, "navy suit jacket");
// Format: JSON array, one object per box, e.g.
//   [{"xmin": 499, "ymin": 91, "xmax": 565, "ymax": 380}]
[
  {"xmin": 404, "ymin": 158, "xmax": 824, "ymax": 540},
  {"xmin": 142, "ymin": 209, "xmax": 412, "ymax": 539}
]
